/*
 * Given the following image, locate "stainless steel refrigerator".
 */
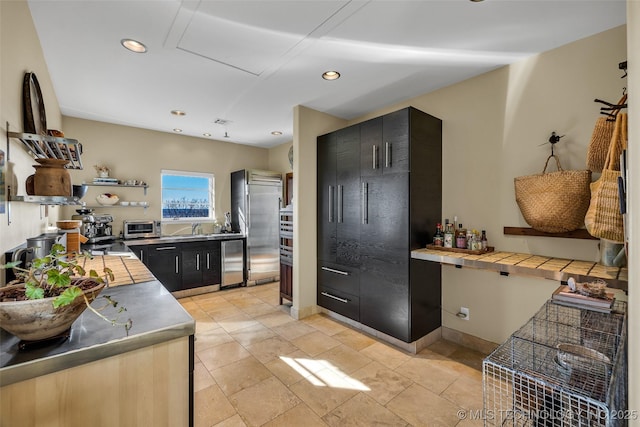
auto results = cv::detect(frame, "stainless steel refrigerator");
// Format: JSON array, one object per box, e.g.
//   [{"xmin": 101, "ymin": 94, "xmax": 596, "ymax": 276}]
[{"xmin": 231, "ymin": 169, "xmax": 282, "ymax": 284}]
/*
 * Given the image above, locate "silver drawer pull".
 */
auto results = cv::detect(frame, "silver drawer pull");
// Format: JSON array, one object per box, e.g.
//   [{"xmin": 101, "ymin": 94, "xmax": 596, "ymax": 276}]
[
  {"xmin": 385, "ymin": 142, "xmax": 391, "ymax": 168},
  {"xmin": 321, "ymin": 292, "xmax": 348, "ymax": 304},
  {"xmin": 321, "ymin": 266, "xmax": 349, "ymax": 276},
  {"xmin": 155, "ymin": 246, "xmax": 176, "ymax": 251}
]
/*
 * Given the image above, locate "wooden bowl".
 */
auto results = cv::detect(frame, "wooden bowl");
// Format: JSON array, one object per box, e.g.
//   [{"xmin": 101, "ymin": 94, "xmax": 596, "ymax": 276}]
[{"xmin": 56, "ymin": 220, "xmax": 82, "ymax": 230}]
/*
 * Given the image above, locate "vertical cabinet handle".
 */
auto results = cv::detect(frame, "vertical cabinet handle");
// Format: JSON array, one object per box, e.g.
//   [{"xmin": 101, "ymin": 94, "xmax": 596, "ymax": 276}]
[
  {"xmin": 385, "ymin": 142, "xmax": 391, "ymax": 168},
  {"xmin": 337, "ymin": 185, "xmax": 343, "ymax": 223},
  {"xmin": 139, "ymin": 250, "xmax": 144, "ymax": 263},
  {"xmin": 328, "ymin": 185, "xmax": 334, "ymax": 223},
  {"xmin": 175, "ymin": 255, "xmax": 179, "ymax": 274},
  {"xmin": 207, "ymin": 252, "xmax": 210, "ymax": 269},
  {"xmin": 372, "ymin": 145, "xmax": 378, "ymax": 170},
  {"xmin": 196, "ymin": 253, "xmax": 200, "ymax": 271},
  {"xmin": 362, "ymin": 182, "xmax": 368, "ymax": 224}
]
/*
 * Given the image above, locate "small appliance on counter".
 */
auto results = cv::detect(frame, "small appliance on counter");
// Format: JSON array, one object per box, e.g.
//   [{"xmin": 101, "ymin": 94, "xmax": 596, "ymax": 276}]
[
  {"xmin": 71, "ymin": 208, "xmax": 115, "ymax": 243},
  {"xmin": 123, "ymin": 220, "xmax": 161, "ymax": 240}
]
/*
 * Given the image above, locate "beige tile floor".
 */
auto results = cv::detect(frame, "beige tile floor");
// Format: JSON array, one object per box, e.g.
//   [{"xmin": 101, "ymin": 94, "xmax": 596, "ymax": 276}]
[{"xmin": 179, "ymin": 282, "xmax": 489, "ymax": 427}]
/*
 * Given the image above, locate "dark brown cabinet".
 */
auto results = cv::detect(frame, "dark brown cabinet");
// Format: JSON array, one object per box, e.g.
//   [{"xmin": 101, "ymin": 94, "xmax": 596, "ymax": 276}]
[
  {"xmin": 317, "ymin": 106, "xmax": 442, "ymax": 343},
  {"xmin": 146, "ymin": 244, "xmax": 181, "ymax": 292},
  {"xmin": 132, "ymin": 240, "xmax": 225, "ymax": 293},
  {"xmin": 182, "ymin": 242, "xmax": 221, "ymax": 289},
  {"xmin": 317, "ymin": 124, "xmax": 361, "ymax": 320}
]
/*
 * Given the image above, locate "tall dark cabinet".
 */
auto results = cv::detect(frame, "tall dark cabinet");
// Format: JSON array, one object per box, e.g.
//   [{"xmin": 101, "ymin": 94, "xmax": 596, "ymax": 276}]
[{"xmin": 317, "ymin": 107, "xmax": 442, "ymax": 343}]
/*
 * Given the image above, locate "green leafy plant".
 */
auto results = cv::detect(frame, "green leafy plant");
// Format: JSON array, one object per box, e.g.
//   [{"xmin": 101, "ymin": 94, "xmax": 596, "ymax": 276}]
[{"xmin": 1, "ymin": 244, "xmax": 132, "ymax": 333}]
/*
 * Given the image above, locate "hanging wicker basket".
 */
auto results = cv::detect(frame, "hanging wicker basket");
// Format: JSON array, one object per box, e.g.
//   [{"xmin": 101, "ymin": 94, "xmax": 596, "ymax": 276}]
[{"xmin": 514, "ymin": 155, "xmax": 592, "ymax": 233}]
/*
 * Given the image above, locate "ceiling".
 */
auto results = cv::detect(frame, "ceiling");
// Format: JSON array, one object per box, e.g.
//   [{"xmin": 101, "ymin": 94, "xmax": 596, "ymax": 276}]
[{"xmin": 28, "ymin": 0, "xmax": 626, "ymax": 148}]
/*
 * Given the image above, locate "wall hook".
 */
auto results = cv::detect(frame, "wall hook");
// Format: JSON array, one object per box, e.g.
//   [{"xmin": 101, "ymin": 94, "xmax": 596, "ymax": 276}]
[{"xmin": 548, "ymin": 131, "xmax": 564, "ymax": 156}]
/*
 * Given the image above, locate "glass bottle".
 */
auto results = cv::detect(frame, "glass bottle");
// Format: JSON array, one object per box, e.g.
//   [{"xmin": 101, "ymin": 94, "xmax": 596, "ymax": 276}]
[
  {"xmin": 433, "ymin": 223, "xmax": 444, "ymax": 247},
  {"xmin": 481, "ymin": 230, "xmax": 488, "ymax": 250},
  {"xmin": 456, "ymin": 224, "xmax": 467, "ymax": 249},
  {"xmin": 443, "ymin": 222, "xmax": 454, "ymax": 248}
]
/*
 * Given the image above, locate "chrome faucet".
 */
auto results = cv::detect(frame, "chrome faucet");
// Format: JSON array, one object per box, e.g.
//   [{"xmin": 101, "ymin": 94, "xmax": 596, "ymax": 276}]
[{"xmin": 191, "ymin": 222, "xmax": 202, "ymax": 235}]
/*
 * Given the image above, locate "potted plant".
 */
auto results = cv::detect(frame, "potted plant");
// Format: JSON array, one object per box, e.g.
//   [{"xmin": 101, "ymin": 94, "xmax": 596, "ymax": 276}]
[{"xmin": 0, "ymin": 244, "xmax": 132, "ymax": 341}]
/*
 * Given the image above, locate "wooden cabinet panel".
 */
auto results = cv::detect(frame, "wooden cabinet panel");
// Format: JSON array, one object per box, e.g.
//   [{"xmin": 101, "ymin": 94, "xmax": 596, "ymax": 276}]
[
  {"xmin": 317, "ymin": 132, "xmax": 337, "ymax": 262},
  {"xmin": 335, "ymin": 125, "xmax": 361, "ymax": 267},
  {"xmin": 382, "ymin": 108, "xmax": 410, "ymax": 173},
  {"xmin": 0, "ymin": 337, "xmax": 192, "ymax": 427}
]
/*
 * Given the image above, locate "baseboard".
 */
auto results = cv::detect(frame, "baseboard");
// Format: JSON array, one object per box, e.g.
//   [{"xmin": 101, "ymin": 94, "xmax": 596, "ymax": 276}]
[
  {"xmin": 441, "ymin": 326, "xmax": 499, "ymax": 355},
  {"xmin": 318, "ymin": 307, "xmax": 442, "ymax": 354},
  {"xmin": 290, "ymin": 304, "xmax": 320, "ymax": 320}
]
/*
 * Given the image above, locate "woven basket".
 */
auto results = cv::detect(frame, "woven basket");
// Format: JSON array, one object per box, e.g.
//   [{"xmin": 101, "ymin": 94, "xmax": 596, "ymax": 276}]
[{"xmin": 515, "ymin": 155, "xmax": 592, "ymax": 233}]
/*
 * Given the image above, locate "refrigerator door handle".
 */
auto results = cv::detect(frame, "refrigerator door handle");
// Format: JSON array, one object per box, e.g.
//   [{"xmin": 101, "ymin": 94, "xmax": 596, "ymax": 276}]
[
  {"xmin": 385, "ymin": 142, "xmax": 391, "ymax": 168},
  {"xmin": 337, "ymin": 185, "xmax": 343, "ymax": 223},
  {"xmin": 362, "ymin": 182, "xmax": 368, "ymax": 224},
  {"xmin": 373, "ymin": 145, "xmax": 378, "ymax": 169},
  {"xmin": 328, "ymin": 185, "xmax": 334, "ymax": 223}
]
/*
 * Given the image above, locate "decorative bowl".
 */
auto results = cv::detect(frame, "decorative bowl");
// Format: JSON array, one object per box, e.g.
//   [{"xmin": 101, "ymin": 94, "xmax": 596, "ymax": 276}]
[
  {"xmin": 96, "ymin": 193, "xmax": 119, "ymax": 205},
  {"xmin": 56, "ymin": 220, "xmax": 82, "ymax": 230},
  {"xmin": 72, "ymin": 184, "xmax": 88, "ymax": 199}
]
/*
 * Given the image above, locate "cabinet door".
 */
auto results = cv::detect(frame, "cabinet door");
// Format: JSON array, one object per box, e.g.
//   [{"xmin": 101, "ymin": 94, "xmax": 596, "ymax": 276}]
[
  {"xmin": 359, "ymin": 173, "xmax": 411, "ymax": 341},
  {"xmin": 181, "ymin": 246, "xmax": 203, "ymax": 289},
  {"xmin": 128, "ymin": 245, "xmax": 148, "ymax": 265},
  {"xmin": 360, "ymin": 117, "xmax": 382, "ymax": 177},
  {"xmin": 203, "ymin": 242, "xmax": 221, "ymax": 286},
  {"xmin": 317, "ymin": 132, "xmax": 337, "ymax": 262},
  {"xmin": 335, "ymin": 125, "xmax": 361, "ymax": 267},
  {"xmin": 382, "ymin": 109, "xmax": 410, "ymax": 174},
  {"xmin": 147, "ymin": 245, "xmax": 181, "ymax": 292}
]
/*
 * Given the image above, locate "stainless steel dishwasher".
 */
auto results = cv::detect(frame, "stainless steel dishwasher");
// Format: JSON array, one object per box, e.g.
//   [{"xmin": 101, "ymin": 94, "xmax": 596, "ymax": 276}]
[{"xmin": 221, "ymin": 239, "xmax": 245, "ymax": 287}]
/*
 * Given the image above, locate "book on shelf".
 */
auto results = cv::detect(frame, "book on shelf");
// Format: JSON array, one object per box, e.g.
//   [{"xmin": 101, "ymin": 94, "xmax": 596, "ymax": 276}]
[{"xmin": 551, "ymin": 285, "xmax": 614, "ymax": 310}]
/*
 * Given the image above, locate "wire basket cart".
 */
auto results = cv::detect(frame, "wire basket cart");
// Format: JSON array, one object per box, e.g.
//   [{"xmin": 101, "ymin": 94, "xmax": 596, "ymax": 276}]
[{"xmin": 483, "ymin": 300, "xmax": 627, "ymax": 426}]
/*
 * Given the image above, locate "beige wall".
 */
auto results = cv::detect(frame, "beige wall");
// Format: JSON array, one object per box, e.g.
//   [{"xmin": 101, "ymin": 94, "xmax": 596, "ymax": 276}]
[
  {"xmin": 268, "ymin": 141, "xmax": 292, "ymax": 176},
  {"xmin": 60, "ymin": 117, "xmax": 271, "ymax": 237},
  {"xmin": 291, "ymin": 106, "xmax": 346, "ymax": 318},
  {"xmin": 295, "ymin": 25, "xmax": 627, "ymax": 343},
  {"xmin": 0, "ymin": 0, "xmax": 64, "ymax": 273}
]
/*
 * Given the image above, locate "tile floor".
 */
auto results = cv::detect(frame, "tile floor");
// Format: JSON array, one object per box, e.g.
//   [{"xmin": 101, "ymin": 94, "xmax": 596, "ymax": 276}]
[{"xmin": 179, "ymin": 282, "xmax": 489, "ymax": 427}]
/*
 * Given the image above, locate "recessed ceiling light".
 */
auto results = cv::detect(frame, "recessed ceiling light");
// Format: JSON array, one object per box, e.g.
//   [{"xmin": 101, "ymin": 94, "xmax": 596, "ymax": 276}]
[
  {"xmin": 469, "ymin": 0, "xmax": 484, "ymax": 2},
  {"xmin": 173, "ymin": 128, "xmax": 182, "ymax": 133},
  {"xmin": 121, "ymin": 38, "xmax": 147, "ymax": 53},
  {"xmin": 203, "ymin": 133, "xmax": 211, "ymax": 137},
  {"xmin": 171, "ymin": 110, "xmax": 186, "ymax": 116},
  {"xmin": 322, "ymin": 71, "xmax": 340, "ymax": 81},
  {"xmin": 271, "ymin": 131, "xmax": 283, "ymax": 136}
]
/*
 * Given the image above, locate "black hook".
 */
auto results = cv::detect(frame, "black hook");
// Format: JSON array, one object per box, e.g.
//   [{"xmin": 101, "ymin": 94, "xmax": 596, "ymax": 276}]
[{"xmin": 548, "ymin": 132, "xmax": 564, "ymax": 156}]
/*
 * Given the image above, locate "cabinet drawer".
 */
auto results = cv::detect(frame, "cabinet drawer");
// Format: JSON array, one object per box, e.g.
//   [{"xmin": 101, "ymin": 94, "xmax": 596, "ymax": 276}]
[
  {"xmin": 318, "ymin": 285, "xmax": 359, "ymax": 321},
  {"xmin": 317, "ymin": 262, "xmax": 359, "ymax": 296}
]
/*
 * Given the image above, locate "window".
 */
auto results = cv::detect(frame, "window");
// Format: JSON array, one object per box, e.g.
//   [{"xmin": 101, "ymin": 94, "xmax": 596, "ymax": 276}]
[{"xmin": 161, "ymin": 170, "xmax": 214, "ymax": 221}]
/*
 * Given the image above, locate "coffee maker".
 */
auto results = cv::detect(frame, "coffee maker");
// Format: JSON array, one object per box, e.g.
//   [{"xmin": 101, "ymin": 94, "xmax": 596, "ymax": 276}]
[{"xmin": 71, "ymin": 208, "xmax": 114, "ymax": 243}]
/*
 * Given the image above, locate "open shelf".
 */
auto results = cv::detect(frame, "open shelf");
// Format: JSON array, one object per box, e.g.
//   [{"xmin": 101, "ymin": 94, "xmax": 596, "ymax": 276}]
[
  {"xmin": 7, "ymin": 125, "xmax": 83, "ymax": 170},
  {"xmin": 503, "ymin": 227, "xmax": 597, "ymax": 240}
]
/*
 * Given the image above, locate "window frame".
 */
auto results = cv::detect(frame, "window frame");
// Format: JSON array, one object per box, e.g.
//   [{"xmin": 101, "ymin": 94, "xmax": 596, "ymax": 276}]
[{"xmin": 160, "ymin": 169, "xmax": 215, "ymax": 222}]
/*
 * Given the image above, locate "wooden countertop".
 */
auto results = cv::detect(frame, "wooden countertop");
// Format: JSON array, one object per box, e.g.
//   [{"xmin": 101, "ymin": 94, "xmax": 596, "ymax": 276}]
[
  {"xmin": 411, "ymin": 248, "xmax": 628, "ymax": 291},
  {"xmin": 80, "ymin": 253, "xmax": 155, "ymax": 286}
]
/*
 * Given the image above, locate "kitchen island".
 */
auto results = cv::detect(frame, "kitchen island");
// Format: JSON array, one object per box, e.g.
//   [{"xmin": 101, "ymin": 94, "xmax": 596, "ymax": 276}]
[{"xmin": 0, "ymin": 253, "xmax": 195, "ymax": 426}]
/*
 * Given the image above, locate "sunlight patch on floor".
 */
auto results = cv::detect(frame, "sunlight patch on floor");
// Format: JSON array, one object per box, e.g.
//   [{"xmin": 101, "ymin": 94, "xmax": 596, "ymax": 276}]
[{"xmin": 280, "ymin": 356, "xmax": 370, "ymax": 391}]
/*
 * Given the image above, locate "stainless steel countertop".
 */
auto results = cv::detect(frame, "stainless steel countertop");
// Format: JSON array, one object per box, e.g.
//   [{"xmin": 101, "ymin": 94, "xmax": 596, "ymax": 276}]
[
  {"xmin": 123, "ymin": 233, "xmax": 245, "ymax": 246},
  {"xmin": 0, "ymin": 280, "xmax": 195, "ymax": 386}
]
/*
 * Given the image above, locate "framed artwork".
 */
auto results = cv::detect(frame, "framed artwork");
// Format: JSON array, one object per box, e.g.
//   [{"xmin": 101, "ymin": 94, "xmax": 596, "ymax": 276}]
[{"xmin": 0, "ymin": 149, "xmax": 5, "ymax": 214}]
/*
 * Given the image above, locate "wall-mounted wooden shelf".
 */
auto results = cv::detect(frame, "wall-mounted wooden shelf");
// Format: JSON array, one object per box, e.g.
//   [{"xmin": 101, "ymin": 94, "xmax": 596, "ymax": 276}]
[{"xmin": 504, "ymin": 227, "xmax": 597, "ymax": 240}]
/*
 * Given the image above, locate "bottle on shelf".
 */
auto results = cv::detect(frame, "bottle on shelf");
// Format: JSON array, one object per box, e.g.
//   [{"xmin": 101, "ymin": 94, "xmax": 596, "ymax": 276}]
[
  {"xmin": 456, "ymin": 224, "xmax": 467, "ymax": 249},
  {"xmin": 433, "ymin": 223, "xmax": 444, "ymax": 247},
  {"xmin": 481, "ymin": 230, "xmax": 488, "ymax": 250},
  {"xmin": 443, "ymin": 221, "xmax": 454, "ymax": 248},
  {"xmin": 471, "ymin": 229, "xmax": 482, "ymax": 251}
]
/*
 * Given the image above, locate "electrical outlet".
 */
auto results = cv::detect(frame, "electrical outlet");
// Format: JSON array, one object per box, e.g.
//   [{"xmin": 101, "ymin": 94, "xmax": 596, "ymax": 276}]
[{"xmin": 460, "ymin": 307, "xmax": 470, "ymax": 321}]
